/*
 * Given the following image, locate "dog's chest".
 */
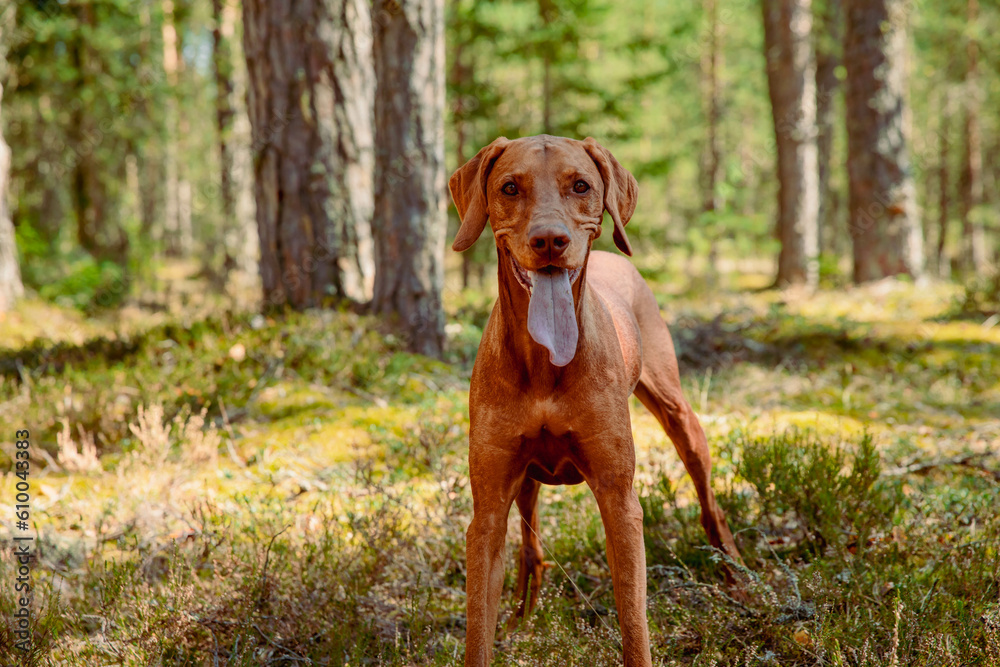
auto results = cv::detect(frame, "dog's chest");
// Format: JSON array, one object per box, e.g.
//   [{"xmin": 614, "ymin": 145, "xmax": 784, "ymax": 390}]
[{"xmin": 517, "ymin": 395, "xmax": 575, "ymax": 439}]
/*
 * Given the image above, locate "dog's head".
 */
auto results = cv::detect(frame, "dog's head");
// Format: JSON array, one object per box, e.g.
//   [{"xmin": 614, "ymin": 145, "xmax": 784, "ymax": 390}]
[{"xmin": 448, "ymin": 135, "xmax": 638, "ymax": 366}]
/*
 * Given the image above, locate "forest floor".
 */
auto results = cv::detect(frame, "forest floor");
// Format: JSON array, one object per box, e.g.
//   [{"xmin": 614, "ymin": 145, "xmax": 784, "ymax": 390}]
[{"xmin": 0, "ymin": 264, "xmax": 999, "ymax": 666}]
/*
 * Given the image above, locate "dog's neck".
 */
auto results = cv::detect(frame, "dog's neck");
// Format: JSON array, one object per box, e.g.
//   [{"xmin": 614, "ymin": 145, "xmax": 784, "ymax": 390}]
[{"xmin": 494, "ymin": 246, "xmax": 592, "ymax": 379}]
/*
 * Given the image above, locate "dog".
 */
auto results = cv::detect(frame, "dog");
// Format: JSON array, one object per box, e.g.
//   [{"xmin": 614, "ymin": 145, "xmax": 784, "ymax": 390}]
[{"xmin": 449, "ymin": 135, "xmax": 742, "ymax": 666}]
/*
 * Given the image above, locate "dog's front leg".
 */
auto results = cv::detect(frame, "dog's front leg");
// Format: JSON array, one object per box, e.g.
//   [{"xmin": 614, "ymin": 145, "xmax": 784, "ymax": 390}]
[
  {"xmin": 586, "ymin": 435, "xmax": 652, "ymax": 667},
  {"xmin": 465, "ymin": 440, "xmax": 522, "ymax": 667}
]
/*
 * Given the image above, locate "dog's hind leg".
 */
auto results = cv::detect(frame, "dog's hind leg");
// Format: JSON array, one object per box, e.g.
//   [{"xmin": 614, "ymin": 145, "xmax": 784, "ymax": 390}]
[
  {"xmin": 631, "ymin": 286, "xmax": 743, "ymax": 564},
  {"xmin": 510, "ymin": 477, "xmax": 547, "ymax": 626}
]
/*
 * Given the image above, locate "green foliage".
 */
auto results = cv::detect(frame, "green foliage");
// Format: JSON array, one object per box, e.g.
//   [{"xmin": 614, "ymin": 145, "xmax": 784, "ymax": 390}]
[
  {"xmin": 726, "ymin": 429, "xmax": 901, "ymax": 557},
  {"xmin": 641, "ymin": 427, "xmax": 998, "ymax": 665},
  {"xmin": 7, "ymin": 0, "xmax": 227, "ymax": 289},
  {"xmin": 954, "ymin": 269, "xmax": 1000, "ymax": 317},
  {"xmin": 444, "ymin": 0, "xmax": 778, "ymax": 268},
  {"xmin": 37, "ymin": 258, "xmax": 126, "ymax": 310}
]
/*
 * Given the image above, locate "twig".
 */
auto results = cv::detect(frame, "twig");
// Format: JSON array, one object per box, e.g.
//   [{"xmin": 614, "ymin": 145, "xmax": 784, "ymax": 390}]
[
  {"xmin": 252, "ymin": 622, "xmax": 312, "ymax": 664},
  {"xmin": 218, "ymin": 398, "xmax": 246, "ymax": 468},
  {"xmin": 517, "ymin": 513, "xmax": 623, "ymax": 650},
  {"xmin": 340, "ymin": 383, "xmax": 388, "ymax": 408},
  {"xmin": 885, "ymin": 453, "xmax": 999, "ymax": 481},
  {"xmin": 257, "ymin": 525, "xmax": 291, "ymax": 611},
  {"xmin": 34, "ymin": 446, "xmax": 63, "ymax": 473}
]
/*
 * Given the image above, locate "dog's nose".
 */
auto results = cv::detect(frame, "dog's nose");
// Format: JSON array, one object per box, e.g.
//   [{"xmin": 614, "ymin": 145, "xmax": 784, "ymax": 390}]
[{"xmin": 528, "ymin": 226, "xmax": 570, "ymax": 260}]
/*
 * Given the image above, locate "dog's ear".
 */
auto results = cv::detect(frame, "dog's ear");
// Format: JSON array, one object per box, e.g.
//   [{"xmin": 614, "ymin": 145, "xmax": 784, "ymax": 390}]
[
  {"xmin": 582, "ymin": 137, "xmax": 638, "ymax": 256},
  {"xmin": 449, "ymin": 137, "xmax": 510, "ymax": 252}
]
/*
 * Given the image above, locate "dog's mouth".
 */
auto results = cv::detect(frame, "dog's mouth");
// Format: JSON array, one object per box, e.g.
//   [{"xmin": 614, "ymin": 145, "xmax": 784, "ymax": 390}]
[{"xmin": 509, "ymin": 254, "xmax": 581, "ymax": 296}]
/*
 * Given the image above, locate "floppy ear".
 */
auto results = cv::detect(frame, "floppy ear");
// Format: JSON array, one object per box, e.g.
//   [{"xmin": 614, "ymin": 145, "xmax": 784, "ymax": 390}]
[
  {"xmin": 449, "ymin": 137, "xmax": 510, "ymax": 252},
  {"xmin": 582, "ymin": 137, "xmax": 638, "ymax": 256}
]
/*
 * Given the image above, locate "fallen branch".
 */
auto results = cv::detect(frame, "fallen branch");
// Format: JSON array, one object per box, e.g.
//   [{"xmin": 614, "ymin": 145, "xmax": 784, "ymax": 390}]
[{"xmin": 885, "ymin": 453, "xmax": 1000, "ymax": 482}]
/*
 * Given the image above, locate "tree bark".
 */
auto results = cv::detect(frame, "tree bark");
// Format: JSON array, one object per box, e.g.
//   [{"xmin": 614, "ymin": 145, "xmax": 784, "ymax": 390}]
[
  {"xmin": 213, "ymin": 0, "xmax": 258, "ymax": 281},
  {"xmin": 936, "ymin": 98, "xmax": 950, "ymax": 278},
  {"xmin": 814, "ymin": 0, "xmax": 841, "ymax": 255},
  {"xmin": 763, "ymin": 0, "xmax": 820, "ymax": 287},
  {"xmin": 701, "ymin": 0, "xmax": 723, "ymax": 280},
  {"xmin": 172, "ymin": 2, "xmax": 193, "ymax": 258},
  {"xmin": 72, "ymin": 2, "xmax": 128, "ymax": 265},
  {"xmin": 212, "ymin": 0, "xmax": 235, "ymax": 235},
  {"xmin": 228, "ymin": 3, "xmax": 259, "ymax": 283},
  {"xmin": 0, "ymin": 4, "xmax": 22, "ymax": 312},
  {"xmin": 843, "ymin": 0, "xmax": 923, "ymax": 283},
  {"xmin": 372, "ymin": 0, "xmax": 447, "ymax": 358},
  {"xmin": 136, "ymin": 2, "xmax": 161, "ymax": 243},
  {"xmin": 161, "ymin": 0, "xmax": 181, "ymax": 257},
  {"xmin": 702, "ymin": 0, "xmax": 722, "ymax": 217},
  {"xmin": 243, "ymin": 0, "xmax": 376, "ymax": 309},
  {"xmin": 961, "ymin": 0, "xmax": 986, "ymax": 275},
  {"xmin": 539, "ymin": 0, "xmax": 556, "ymax": 135},
  {"xmin": 450, "ymin": 39, "xmax": 474, "ymax": 290}
]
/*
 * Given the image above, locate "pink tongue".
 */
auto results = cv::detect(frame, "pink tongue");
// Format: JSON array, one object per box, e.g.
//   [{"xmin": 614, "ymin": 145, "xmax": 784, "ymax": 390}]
[{"xmin": 527, "ymin": 269, "xmax": 578, "ymax": 366}]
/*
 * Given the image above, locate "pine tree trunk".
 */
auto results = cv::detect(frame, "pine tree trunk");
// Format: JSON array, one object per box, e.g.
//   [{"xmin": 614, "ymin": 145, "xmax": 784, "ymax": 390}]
[
  {"xmin": 702, "ymin": 0, "xmax": 722, "ymax": 216},
  {"xmin": 0, "ymin": 5, "xmax": 22, "ymax": 312},
  {"xmin": 212, "ymin": 0, "xmax": 236, "ymax": 243},
  {"xmin": 701, "ymin": 0, "xmax": 722, "ymax": 280},
  {"xmin": 72, "ymin": 3, "xmax": 128, "ymax": 265},
  {"xmin": 229, "ymin": 4, "xmax": 259, "ymax": 283},
  {"xmin": 136, "ymin": 2, "xmax": 161, "ymax": 243},
  {"xmin": 815, "ymin": 0, "xmax": 841, "ymax": 255},
  {"xmin": 936, "ymin": 98, "xmax": 950, "ymax": 278},
  {"xmin": 213, "ymin": 0, "xmax": 259, "ymax": 282},
  {"xmin": 763, "ymin": 0, "xmax": 820, "ymax": 287},
  {"xmin": 843, "ymin": 0, "xmax": 923, "ymax": 283},
  {"xmin": 539, "ymin": 0, "xmax": 556, "ymax": 135},
  {"xmin": 961, "ymin": 0, "xmax": 986, "ymax": 275},
  {"xmin": 372, "ymin": 0, "xmax": 447, "ymax": 358},
  {"xmin": 161, "ymin": 0, "xmax": 181, "ymax": 257},
  {"xmin": 451, "ymin": 40, "xmax": 473, "ymax": 290},
  {"xmin": 171, "ymin": 3, "xmax": 193, "ymax": 258},
  {"xmin": 243, "ymin": 0, "xmax": 376, "ymax": 309}
]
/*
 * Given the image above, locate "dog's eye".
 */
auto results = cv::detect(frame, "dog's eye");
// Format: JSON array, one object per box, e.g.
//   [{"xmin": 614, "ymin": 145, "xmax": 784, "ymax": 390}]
[
  {"xmin": 502, "ymin": 182, "xmax": 518, "ymax": 196},
  {"xmin": 573, "ymin": 180, "xmax": 590, "ymax": 194}
]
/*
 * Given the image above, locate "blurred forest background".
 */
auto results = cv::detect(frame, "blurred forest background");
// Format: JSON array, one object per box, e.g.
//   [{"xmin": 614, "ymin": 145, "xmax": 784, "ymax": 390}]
[
  {"xmin": 0, "ymin": 0, "xmax": 998, "ymax": 331},
  {"xmin": 0, "ymin": 0, "xmax": 999, "ymax": 665}
]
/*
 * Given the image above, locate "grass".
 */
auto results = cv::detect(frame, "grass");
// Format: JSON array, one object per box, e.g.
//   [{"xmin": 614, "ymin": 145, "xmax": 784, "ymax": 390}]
[{"xmin": 0, "ymin": 270, "xmax": 998, "ymax": 665}]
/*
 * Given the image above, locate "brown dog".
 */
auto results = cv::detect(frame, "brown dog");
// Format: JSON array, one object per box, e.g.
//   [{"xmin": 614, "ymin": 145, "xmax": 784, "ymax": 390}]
[{"xmin": 449, "ymin": 135, "xmax": 741, "ymax": 666}]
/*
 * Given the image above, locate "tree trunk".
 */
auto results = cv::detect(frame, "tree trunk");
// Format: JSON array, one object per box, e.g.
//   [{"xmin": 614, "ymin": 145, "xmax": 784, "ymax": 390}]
[
  {"xmin": 212, "ymin": 0, "xmax": 235, "ymax": 241},
  {"xmin": 701, "ymin": 0, "xmax": 722, "ymax": 279},
  {"xmin": 372, "ymin": 0, "xmax": 447, "ymax": 358},
  {"xmin": 161, "ymin": 0, "xmax": 181, "ymax": 257},
  {"xmin": 814, "ymin": 0, "xmax": 841, "ymax": 255},
  {"xmin": 213, "ymin": 0, "xmax": 258, "ymax": 282},
  {"xmin": 539, "ymin": 0, "xmax": 556, "ymax": 135},
  {"xmin": 936, "ymin": 97, "xmax": 950, "ymax": 278},
  {"xmin": 171, "ymin": 2, "xmax": 193, "ymax": 258},
  {"xmin": 991, "ymin": 135, "xmax": 1000, "ymax": 269},
  {"xmin": 763, "ymin": 0, "xmax": 820, "ymax": 287},
  {"xmin": 843, "ymin": 0, "xmax": 922, "ymax": 283},
  {"xmin": 451, "ymin": 39, "xmax": 473, "ymax": 290},
  {"xmin": 136, "ymin": 2, "xmax": 161, "ymax": 243},
  {"xmin": 961, "ymin": 0, "xmax": 986, "ymax": 275},
  {"xmin": 702, "ymin": 0, "xmax": 722, "ymax": 216},
  {"xmin": 0, "ymin": 5, "xmax": 22, "ymax": 312},
  {"xmin": 72, "ymin": 3, "xmax": 128, "ymax": 265},
  {"xmin": 243, "ymin": 0, "xmax": 376, "ymax": 309},
  {"xmin": 228, "ymin": 3, "xmax": 259, "ymax": 283}
]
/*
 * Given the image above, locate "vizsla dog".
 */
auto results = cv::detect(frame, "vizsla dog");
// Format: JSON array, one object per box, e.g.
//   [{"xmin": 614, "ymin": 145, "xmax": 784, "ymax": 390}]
[{"xmin": 449, "ymin": 135, "xmax": 742, "ymax": 666}]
